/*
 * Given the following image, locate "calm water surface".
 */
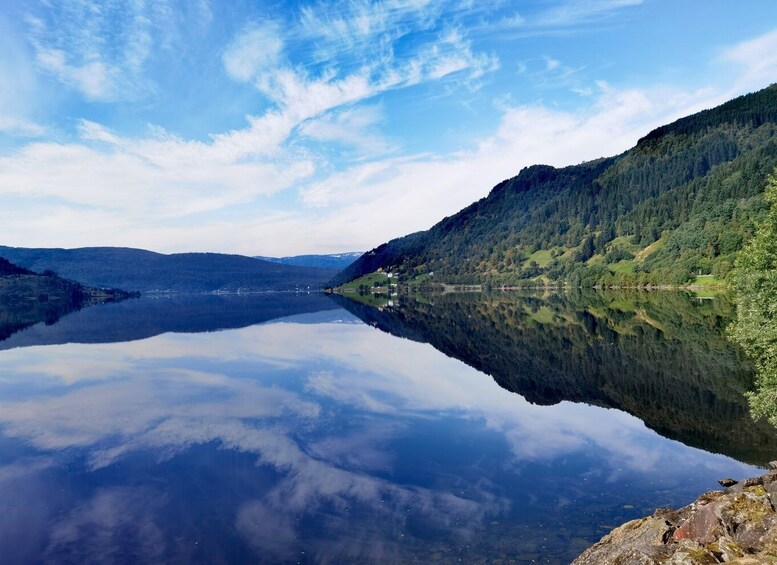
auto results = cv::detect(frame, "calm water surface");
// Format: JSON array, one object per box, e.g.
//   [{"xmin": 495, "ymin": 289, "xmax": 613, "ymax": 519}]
[{"xmin": 0, "ymin": 292, "xmax": 771, "ymax": 564}]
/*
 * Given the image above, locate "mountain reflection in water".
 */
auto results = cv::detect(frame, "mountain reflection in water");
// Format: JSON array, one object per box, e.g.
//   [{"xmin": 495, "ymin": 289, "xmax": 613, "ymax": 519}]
[
  {"xmin": 0, "ymin": 292, "xmax": 769, "ymax": 564},
  {"xmin": 333, "ymin": 290, "xmax": 777, "ymax": 466}
]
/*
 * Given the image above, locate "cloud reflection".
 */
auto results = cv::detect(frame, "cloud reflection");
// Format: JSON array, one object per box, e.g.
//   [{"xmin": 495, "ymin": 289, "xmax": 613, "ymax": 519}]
[{"xmin": 0, "ymin": 316, "xmax": 755, "ymax": 561}]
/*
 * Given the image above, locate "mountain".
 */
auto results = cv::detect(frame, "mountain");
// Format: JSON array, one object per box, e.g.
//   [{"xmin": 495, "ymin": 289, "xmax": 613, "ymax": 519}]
[
  {"xmin": 331, "ymin": 84, "xmax": 777, "ymax": 287},
  {"xmin": 255, "ymin": 252, "xmax": 363, "ymax": 270},
  {"xmin": 331, "ymin": 290, "xmax": 777, "ymax": 466},
  {"xmin": 0, "ymin": 257, "xmax": 134, "ymax": 341},
  {"xmin": 0, "ymin": 246, "xmax": 337, "ymax": 293}
]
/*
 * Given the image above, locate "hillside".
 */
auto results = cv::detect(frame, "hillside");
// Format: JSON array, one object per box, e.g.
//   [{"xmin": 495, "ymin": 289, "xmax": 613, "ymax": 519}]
[
  {"xmin": 255, "ymin": 252, "xmax": 363, "ymax": 270},
  {"xmin": 0, "ymin": 257, "xmax": 134, "ymax": 341},
  {"xmin": 331, "ymin": 84, "xmax": 777, "ymax": 287},
  {"xmin": 0, "ymin": 246, "xmax": 337, "ymax": 293}
]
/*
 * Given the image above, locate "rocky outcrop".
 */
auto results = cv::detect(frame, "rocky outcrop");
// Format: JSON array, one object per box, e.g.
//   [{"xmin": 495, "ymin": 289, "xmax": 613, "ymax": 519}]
[{"xmin": 574, "ymin": 472, "xmax": 777, "ymax": 564}]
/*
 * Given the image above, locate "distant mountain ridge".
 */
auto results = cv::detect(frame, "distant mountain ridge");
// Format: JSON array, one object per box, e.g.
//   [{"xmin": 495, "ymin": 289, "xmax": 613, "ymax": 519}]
[
  {"xmin": 255, "ymin": 252, "xmax": 363, "ymax": 270},
  {"xmin": 0, "ymin": 246, "xmax": 337, "ymax": 293},
  {"xmin": 331, "ymin": 84, "xmax": 777, "ymax": 287}
]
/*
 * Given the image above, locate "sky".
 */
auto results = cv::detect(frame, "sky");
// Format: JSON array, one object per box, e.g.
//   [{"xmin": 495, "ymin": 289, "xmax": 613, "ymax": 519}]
[{"xmin": 1, "ymin": 1, "xmax": 776, "ymax": 256}]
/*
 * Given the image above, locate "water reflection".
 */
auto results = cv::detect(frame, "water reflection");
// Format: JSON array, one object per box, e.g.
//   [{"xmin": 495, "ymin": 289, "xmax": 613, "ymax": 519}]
[
  {"xmin": 0, "ymin": 293, "xmax": 339, "ymax": 350},
  {"xmin": 333, "ymin": 290, "xmax": 777, "ymax": 465},
  {"xmin": 0, "ymin": 292, "xmax": 766, "ymax": 563}
]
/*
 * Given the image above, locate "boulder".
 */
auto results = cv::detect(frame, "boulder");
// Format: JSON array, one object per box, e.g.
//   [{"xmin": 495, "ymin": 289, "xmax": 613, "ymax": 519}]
[{"xmin": 573, "ymin": 474, "xmax": 777, "ymax": 564}]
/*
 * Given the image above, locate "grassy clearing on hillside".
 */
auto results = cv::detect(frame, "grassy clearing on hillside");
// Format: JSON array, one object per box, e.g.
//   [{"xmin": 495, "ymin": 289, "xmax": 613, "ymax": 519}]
[
  {"xmin": 609, "ymin": 235, "xmax": 637, "ymax": 250},
  {"xmin": 338, "ymin": 272, "xmax": 392, "ymax": 292},
  {"xmin": 610, "ymin": 260, "xmax": 635, "ymax": 273},
  {"xmin": 635, "ymin": 237, "xmax": 666, "ymax": 262},
  {"xmin": 691, "ymin": 274, "xmax": 727, "ymax": 287},
  {"xmin": 522, "ymin": 249, "xmax": 554, "ymax": 268}
]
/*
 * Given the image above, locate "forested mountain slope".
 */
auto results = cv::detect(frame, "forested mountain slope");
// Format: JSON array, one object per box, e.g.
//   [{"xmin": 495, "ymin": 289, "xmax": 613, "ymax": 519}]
[
  {"xmin": 331, "ymin": 84, "xmax": 777, "ymax": 287},
  {"xmin": 0, "ymin": 246, "xmax": 336, "ymax": 293}
]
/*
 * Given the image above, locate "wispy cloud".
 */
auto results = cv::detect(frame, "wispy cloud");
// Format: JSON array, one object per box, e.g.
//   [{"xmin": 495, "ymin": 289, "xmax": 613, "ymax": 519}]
[
  {"xmin": 222, "ymin": 22, "xmax": 285, "ymax": 82},
  {"xmin": 532, "ymin": 0, "xmax": 643, "ymax": 28},
  {"xmin": 23, "ymin": 0, "xmax": 182, "ymax": 101},
  {"xmin": 0, "ymin": 116, "xmax": 45, "ymax": 137},
  {"xmin": 0, "ymin": 1, "xmax": 774, "ymax": 255},
  {"xmin": 299, "ymin": 105, "xmax": 397, "ymax": 160},
  {"xmin": 297, "ymin": 0, "xmax": 444, "ymax": 62},
  {"xmin": 720, "ymin": 27, "xmax": 777, "ymax": 94}
]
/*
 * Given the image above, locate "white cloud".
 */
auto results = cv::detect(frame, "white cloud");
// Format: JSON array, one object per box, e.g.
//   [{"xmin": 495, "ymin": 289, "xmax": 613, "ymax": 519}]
[
  {"xmin": 533, "ymin": 0, "xmax": 643, "ymax": 27},
  {"xmin": 257, "ymin": 82, "xmax": 729, "ymax": 254},
  {"xmin": 2, "ymin": 6, "xmax": 776, "ymax": 255},
  {"xmin": 34, "ymin": 48, "xmax": 115, "ymax": 100},
  {"xmin": 0, "ymin": 3, "xmax": 503, "ymax": 253},
  {"xmin": 0, "ymin": 15, "xmax": 45, "ymax": 137},
  {"xmin": 223, "ymin": 22, "xmax": 284, "ymax": 82},
  {"xmin": 498, "ymin": 12, "xmax": 526, "ymax": 28},
  {"xmin": 0, "ymin": 75, "xmax": 751, "ymax": 255},
  {"xmin": 0, "ymin": 116, "xmax": 45, "ymax": 137},
  {"xmin": 299, "ymin": 105, "xmax": 396, "ymax": 159},
  {"xmin": 720, "ymin": 27, "xmax": 777, "ymax": 94},
  {"xmin": 0, "ymin": 134, "xmax": 315, "ymax": 222},
  {"xmin": 23, "ymin": 0, "xmax": 174, "ymax": 101},
  {"xmin": 297, "ymin": 0, "xmax": 442, "ymax": 62}
]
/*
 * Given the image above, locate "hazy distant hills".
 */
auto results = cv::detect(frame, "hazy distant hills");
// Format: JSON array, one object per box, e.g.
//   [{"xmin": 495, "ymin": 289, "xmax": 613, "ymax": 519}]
[
  {"xmin": 332, "ymin": 84, "xmax": 777, "ymax": 287},
  {"xmin": 0, "ymin": 246, "xmax": 337, "ymax": 293},
  {"xmin": 255, "ymin": 252, "xmax": 363, "ymax": 270}
]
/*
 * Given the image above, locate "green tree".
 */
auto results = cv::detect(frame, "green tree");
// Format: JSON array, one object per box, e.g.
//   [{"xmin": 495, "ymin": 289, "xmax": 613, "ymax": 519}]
[{"xmin": 731, "ymin": 170, "xmax": 777, "ymax": 425}]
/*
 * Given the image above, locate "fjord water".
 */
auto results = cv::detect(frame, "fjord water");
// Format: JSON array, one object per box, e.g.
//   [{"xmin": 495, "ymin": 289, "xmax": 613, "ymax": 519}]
[{"xmin": 0, "ymin": 292, "xmax": 771, "ymax": 564}]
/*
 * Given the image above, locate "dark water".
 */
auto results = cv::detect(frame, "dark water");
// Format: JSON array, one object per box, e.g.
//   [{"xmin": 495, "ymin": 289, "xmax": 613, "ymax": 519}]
[{"xmin": 0, "ymin": 291, "xmax": 772, "ymax": 564}]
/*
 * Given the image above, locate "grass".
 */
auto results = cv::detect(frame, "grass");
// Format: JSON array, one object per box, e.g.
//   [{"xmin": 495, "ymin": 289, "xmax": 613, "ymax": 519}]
[
  {"xmin": 691, "ymin": 274, "xmax": 727, "ymax": 286},
  {"xmin": 607, "ymin": 299, "xmax": 636, "ymax": 312},
  {"xmin": 528, "ymin": 306, "xmax": 555, "ymax": 324},
  {"xmin": 522, "ymin": 249, "xmax": 554, "ymax": 268},
  {"xmin": 338, "ymin": 272, "xmax": 392, "ymax": 293},
  {"xmin": 635, "ymin": 237, "xmax": 666, "ymax": 262},
  {"xmin": 608, "ymin": 235, "xmax": 637, "ymax": 250},
  {"xmin": 609, "ymin": 260, "xmax": 635, "ymax": 273},
  {"xmin": 587, "ymin": 254, "xmax": 605, "ymax": 266}
]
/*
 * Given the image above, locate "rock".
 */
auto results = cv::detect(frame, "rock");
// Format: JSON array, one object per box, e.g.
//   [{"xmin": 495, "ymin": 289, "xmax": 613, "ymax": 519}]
[
  {"xmin": 719, "ymin": 478, "xmax": 738, "ymax": 487},
  {"xmin": 672, "ymin": 501, "xmax": 721, "ymax": 544},
  {"xmin": 573, "ymin": 473, "xmax": 777, "ymax": 564},
  {"xmin": 726, "ymin": 475, "xmax": 765, "ymax": 494},
  {"xmin": 768, "ymin": 460, "xmax": 777, "ymax": 470},
  {"xmin": 573, "ymin": 516, "xmax": 673, "ymax": 564}
]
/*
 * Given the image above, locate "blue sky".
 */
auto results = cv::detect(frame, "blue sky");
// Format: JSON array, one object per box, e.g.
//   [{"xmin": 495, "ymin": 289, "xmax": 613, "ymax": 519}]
[{"xmin": 1, "ymin": 0, "xmax": 776, "ymax": 255}]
